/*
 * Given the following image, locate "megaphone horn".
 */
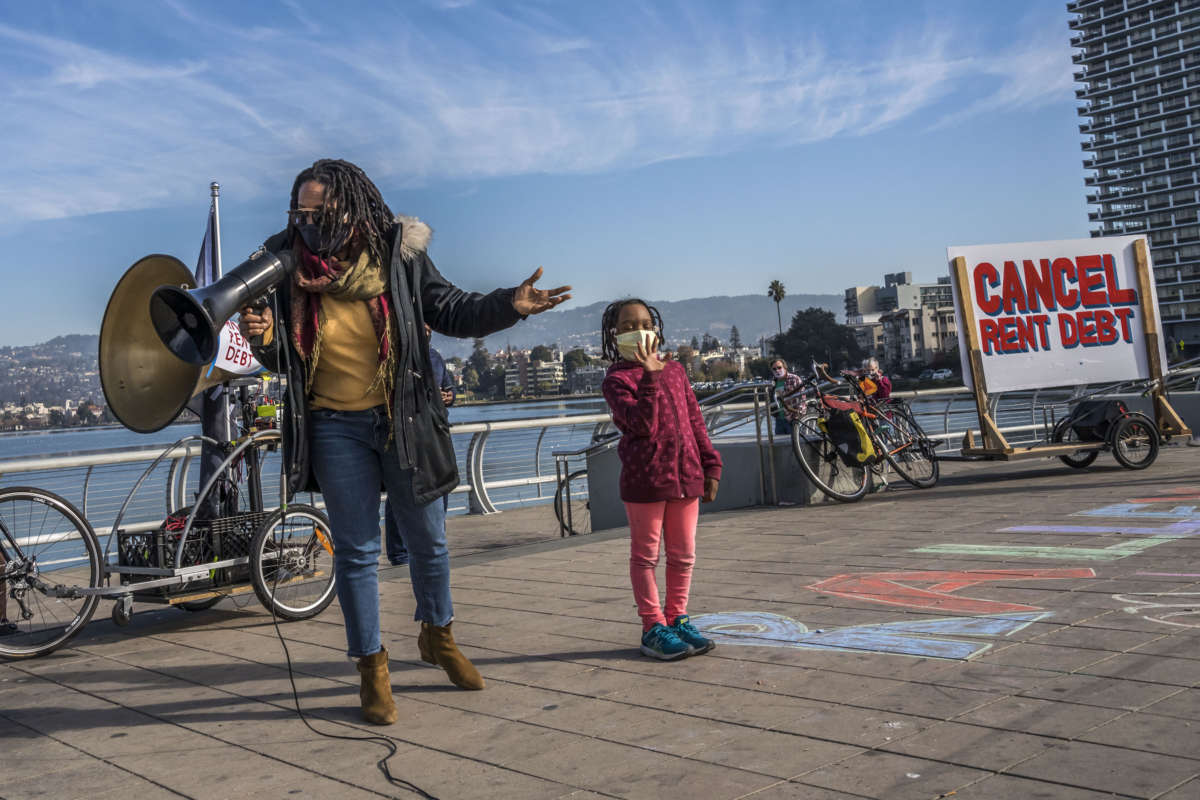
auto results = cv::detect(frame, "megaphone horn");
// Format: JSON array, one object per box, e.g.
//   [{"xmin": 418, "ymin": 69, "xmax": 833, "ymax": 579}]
[
  {"xmin": 150, "ymin": 247, "xmax": 293, "ymax": 364},
  {"xmin": 100, "ymin": 254, "xmax": 204, "ymax": 433},
  {"xmin": 100, "ymin": 247, "xmax": 294, "ymax": 433}
]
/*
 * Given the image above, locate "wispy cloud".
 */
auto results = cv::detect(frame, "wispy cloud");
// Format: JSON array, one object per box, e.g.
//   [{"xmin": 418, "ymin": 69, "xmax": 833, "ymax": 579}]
[{"xmin": 0, "ymin": 1, "xmax": 1073, "ymax": 223}]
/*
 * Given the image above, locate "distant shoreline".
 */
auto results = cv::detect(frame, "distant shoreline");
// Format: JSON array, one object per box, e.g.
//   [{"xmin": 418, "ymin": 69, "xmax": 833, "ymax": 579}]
[
  {"xmin": 455, "ymin": 393, "xmax": 601, "ymax": 406},
  {"xmin": 0, "ymin": 397, "xmax": 608, "ymax": 435}
]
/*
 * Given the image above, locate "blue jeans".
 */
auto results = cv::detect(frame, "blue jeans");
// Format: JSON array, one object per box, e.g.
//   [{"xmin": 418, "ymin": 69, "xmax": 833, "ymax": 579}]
[
  {"xmin": 385, "ymin": 494, "xmax": 448, "ymax": 565},
  {"xmin": 774, "ymin": 416, "xmax": 793, "ymax": 437},
  {"xmin": 310, "ymin": 406, "xmax": 452, "ymax": 658}
]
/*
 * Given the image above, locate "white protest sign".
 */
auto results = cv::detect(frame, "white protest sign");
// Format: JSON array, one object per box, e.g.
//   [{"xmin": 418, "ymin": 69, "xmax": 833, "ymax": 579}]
[
  {"xmin": 948, "ymin": 235, "xmax": 1166, "ymax": 394},
  {"xmin": 212, "ymin": 319, "xmax": 262, "ymax": 375}
]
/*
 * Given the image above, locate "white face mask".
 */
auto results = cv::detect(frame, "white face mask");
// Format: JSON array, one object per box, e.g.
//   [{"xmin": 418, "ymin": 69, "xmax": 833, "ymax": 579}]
[
  {"xmin": 615, "ymin": 329, "xmax": 657, "ymax": 361},
  {"xmin": 772, "ymin": 367, "xmax": 786, "ymax": 378}
]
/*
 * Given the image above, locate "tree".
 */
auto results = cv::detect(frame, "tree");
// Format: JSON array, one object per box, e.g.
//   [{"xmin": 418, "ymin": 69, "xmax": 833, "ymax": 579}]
[
  {"xmin": 530, "ymin": 344, "xmax": 555, "ymax": 363},
  {"xmin": 675, "ymin": 345, "xmax": 697, "ymax": 378},
  {"xmin": 708, "ymin": 360, "xmax": 739, "ymax": 382},
  {"xmin": 468, "ymin": 338, "xmax": 490, "ymax": 375},
  {"xmin": 462, "ymin": 365, "xmax": 479, "ymax": 390},
  {"xmin": 700, "ymin": 333, "xmax": 719, "ymax": 353},
  {"xmin": 746, "ymin": 357, "xmax": 773, "ymax": 380},
  {"xmin": 772, "ymin": 307, "xmax": 863, "ymax": 372},
  {"xmin": 76, "ymin": 400, "xmax": 95, "ymax": 426},
  {"xmin": 49, "ymin": 409, "xmax": 64, "ymax": 427},
  {"xmin": 476, "ymin": 366, "xmax": 506, "ymax": 398},
  {"xmin": 767, "ymin": 280, "xmax": 786, "ymax": 337},
  {"xmin": 730, "ymin": 325, "xmax": 742, "ymax": 349},
  {"xmin": 563, "ymin": 348, "xmax": 590, "ymax": 374},
  {"xmin": 690, "ymin": 336, "xmax": 700, "ymax": 350}
]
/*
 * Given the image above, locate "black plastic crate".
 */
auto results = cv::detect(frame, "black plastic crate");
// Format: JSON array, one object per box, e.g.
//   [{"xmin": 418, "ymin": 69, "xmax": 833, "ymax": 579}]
[
  {"xmin": 209, "ymin": 511, "xmax": 268, "ymax": 561},
  {"xmin": 117, "ymin": 528, "xmax": 215, "ymax": 572},
  {"xmin": 117, "ymin": 510, "xmax": 270, "ymax": 596}
]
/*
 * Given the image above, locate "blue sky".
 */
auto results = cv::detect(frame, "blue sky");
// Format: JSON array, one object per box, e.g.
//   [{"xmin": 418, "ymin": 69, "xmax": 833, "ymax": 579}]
[{"xmin": 0, "ymin": 0, "xmax": 1084, "ymax": 346}]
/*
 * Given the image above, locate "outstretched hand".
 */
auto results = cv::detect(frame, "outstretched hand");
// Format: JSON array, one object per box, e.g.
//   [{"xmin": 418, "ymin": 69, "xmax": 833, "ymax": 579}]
[{"xmin": 513, "ymin": 267, "xmax": 571, "ymax": 316}]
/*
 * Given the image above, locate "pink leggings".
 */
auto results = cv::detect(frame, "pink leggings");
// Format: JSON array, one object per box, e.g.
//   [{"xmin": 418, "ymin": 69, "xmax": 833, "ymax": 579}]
[{"xmin": 624, "ymin": 498, "xmax": 700, "ymax": 631}]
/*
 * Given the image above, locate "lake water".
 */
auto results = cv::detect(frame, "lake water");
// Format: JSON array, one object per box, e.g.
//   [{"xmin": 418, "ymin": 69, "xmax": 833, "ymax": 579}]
[{"xmin": 0, "ymin": 397, "xmax": 609, "ymax": 461}]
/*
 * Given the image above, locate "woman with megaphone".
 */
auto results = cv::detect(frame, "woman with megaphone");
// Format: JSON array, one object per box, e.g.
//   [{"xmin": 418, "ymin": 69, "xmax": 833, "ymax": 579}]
[{"xmin": 239, "ymin": 159, "xmax": 570, "ymax": 725}]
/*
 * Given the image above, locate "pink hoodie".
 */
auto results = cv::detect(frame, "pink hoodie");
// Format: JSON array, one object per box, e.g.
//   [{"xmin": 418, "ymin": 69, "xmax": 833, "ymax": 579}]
[{"xmin": 602, "ymin": 360, "xmax": 723, "ymax": 503}]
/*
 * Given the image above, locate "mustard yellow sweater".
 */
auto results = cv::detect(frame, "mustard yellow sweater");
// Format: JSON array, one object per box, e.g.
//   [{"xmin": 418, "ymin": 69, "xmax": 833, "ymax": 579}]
[{"xmin": 264, "ymin": 295, "xmax": 387, "ymax": 410}]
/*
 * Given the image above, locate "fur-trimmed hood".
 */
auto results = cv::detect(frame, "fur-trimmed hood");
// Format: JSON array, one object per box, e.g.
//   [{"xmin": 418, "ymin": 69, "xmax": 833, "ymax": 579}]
[{"xmin": 395, "ymin": 215, "xmax": 432, "ymax": 256}]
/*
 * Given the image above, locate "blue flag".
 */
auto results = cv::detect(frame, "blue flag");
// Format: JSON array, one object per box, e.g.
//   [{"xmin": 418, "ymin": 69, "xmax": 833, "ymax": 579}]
[{"xmin": 194, "ymin": 202, "xmax": 217, "ymax": 288}]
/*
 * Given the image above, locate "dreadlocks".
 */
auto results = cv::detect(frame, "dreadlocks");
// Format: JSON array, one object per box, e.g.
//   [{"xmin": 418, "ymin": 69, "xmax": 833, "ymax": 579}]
[
  {"xmin": 600, "ymin": 298, "xmax": 665, "ymax": 362},
  {"xmin": 289, "ymin": 159, "xmax": 395, "ymax": 267}
]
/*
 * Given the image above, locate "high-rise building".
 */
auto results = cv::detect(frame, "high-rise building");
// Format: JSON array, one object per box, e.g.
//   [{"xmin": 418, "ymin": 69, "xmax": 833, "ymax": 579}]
[{"xmin": 1070, "ymin": 0, "xmax": 1200, "ymax": 346}]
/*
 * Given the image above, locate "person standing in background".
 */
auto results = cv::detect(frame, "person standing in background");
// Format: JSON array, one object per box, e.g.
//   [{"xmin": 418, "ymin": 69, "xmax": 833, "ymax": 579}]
[{"xmin": 769, "ymin": 358, "xmax": 806, "ymax": 437}]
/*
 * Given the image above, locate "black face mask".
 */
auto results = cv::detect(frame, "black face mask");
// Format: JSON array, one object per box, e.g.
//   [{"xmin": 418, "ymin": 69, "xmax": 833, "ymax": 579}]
[{"xmin": 295, "ymin": 222, "xmax": 350, "ymax": 257}]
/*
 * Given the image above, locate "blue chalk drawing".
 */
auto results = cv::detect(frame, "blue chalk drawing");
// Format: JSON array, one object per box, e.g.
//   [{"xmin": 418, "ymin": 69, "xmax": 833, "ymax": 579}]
[
  {"xmin": 690, "ymin": 610, "xmax": 1050, "ymax": 661},
  {"xmin": 1075, "ymin": 503, "xmax": 1200, "ymax": 521}
]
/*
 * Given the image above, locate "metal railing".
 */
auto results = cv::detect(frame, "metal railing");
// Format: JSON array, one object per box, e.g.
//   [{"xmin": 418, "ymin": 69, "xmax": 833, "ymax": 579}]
[{"xmin": 2, "ymin": 370, "xmax": 1197, "ymax": 547}]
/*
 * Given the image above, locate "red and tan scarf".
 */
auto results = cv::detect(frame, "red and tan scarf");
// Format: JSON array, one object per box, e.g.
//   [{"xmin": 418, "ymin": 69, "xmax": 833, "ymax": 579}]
[{"xmin": 289, "ymin": 238, "xmax": 397, "ymax": 401}]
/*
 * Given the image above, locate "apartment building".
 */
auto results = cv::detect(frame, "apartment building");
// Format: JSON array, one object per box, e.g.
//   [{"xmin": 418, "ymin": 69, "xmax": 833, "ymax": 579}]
[{"xmin": 1070, "ymin": 0, "xmax": 1200, "ymax": 344}]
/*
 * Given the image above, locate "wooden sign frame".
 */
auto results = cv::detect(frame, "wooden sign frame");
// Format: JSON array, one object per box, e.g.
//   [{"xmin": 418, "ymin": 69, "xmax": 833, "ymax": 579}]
[{"xmin": 951, "ymin": 240, "xmax": 1190, "ymax": 460}]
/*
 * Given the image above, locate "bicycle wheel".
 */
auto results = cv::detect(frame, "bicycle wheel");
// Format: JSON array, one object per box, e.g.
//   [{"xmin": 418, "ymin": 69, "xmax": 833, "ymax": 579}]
[
  {"xmin": 0, "ymin": 487, "xmax": 102, "ymax": 659},
  {"xmin": 877, "ymin": 406, "xmax": 940, "ymax": 489},
  {"xmin": 1052, "ymin": 419, "xmax": 1099, "ymax": 469},
  {"xmin": 1111, "ymin": 415, "xmax": 1159, "ymax": 470},
  {"xmin": 791, "ymin": 415, "xmax": 868, "ymax": 503},
  {"xmin": 554, "ymin": 470, "xmax": 591, "ymax": 535},
  {"xmin": 250, "ymin": 504, "xmax": 337, "ymax": 621}
]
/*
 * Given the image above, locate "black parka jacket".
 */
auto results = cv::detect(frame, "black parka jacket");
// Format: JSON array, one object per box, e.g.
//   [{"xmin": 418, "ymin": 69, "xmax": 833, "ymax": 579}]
[{"xmin": 251, "ymin": 216, "xmax": 523, "ymax": 505}]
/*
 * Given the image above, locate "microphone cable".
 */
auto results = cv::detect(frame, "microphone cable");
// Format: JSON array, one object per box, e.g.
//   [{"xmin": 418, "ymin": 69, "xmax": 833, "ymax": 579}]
[{"xmin": 266, "ymin": 506, "xmax": 440, "ymax": 800}]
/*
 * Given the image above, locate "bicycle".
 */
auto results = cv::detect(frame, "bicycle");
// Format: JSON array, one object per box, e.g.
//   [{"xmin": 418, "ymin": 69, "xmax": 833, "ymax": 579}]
[
  {"xmin": 780, "ymin": 366, "xmax": 870, "ymax": 503},
  {"xmin": 0, "ymin": 378, "xmax": 337, "ymax": 660},
  {"xmin": 552, "ymin": 428, "xmax": 620, "ymax": 536},
  {"xmin": 838, "ymin": 368, "xmax": 940, "ymax": 490},
  {"xmin": 780, "ymin": 362, "xmax": 939, "ymax": 504}
]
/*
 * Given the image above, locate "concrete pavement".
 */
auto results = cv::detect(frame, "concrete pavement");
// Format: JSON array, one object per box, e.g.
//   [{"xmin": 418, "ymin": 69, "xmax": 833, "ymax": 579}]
[{"xmin": 2, "ymin": 445, "xmax": 1199, "ymax": 799}]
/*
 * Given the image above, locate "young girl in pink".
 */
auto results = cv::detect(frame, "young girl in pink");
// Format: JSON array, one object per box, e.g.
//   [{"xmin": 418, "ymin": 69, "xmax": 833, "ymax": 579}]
[{"xmin": 600, "ymin": 299, "xmax": 722, "ymax": 660}]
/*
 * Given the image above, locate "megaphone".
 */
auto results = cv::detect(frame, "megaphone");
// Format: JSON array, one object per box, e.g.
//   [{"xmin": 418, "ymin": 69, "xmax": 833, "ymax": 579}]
[
  {"xmin": 150, "ymin": 247, "xmax": 292, "ymax": 364},
  {"xmin": 99, "ymin": 248, "xmax": 293, "ymax": 433}
]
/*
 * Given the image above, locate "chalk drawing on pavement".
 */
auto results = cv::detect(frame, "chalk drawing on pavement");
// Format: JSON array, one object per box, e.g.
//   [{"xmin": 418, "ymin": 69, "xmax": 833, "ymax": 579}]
[
  {"xmin": 806, "ymin": 569, "xmax": 1095, "ymax": 614},
  {"xmin": 913, "ymin": 486, "xmax": 1200, "ymax": 560},
  {"xmin": 1003, "ymin": 521, "xmax": 1200, "ymax": 537},
  {"xmin": 690, "ymin": 610, "xmax": 1049, "ymax": 661},
  {"xmin": 1127, "ymin": 487, "xmax": 1200, "ymax": 503},
  {"xmin": 1113, "ymin": 592, "xmax": 1200, "ymax": 629},
  {"xmin": 913, "ymin": 539, "xmax": 1168, "ymax": 561},
  {"xmin": 1075, "ymin": 503, "xmax": 1200, "ymax": 522}
]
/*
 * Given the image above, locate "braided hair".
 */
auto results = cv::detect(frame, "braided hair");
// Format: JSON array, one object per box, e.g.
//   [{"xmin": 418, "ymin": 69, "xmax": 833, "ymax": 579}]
[
  {"xmin": 600, "ymin": 298, "xmax": 664, "ymax": 362},
  {"xmin": 289, "ymin": 159, "xmax": 395, "ymax": 266}
]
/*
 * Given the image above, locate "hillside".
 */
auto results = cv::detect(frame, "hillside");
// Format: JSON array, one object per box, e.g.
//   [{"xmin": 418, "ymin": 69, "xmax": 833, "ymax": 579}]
[
  {"xmin": 0, "ymin": 293, "xmax": 843, "ymax": 405},
  {"xmin": 432, "ymin": 292, "xmax": 843, "ymax": 358}
]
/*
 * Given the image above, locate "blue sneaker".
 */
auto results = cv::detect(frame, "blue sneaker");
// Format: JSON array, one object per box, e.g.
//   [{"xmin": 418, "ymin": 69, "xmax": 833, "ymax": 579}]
[
  {"xmin": 670, "ymin": 615, "xmax": 715, "ymax": 655},
  {"xmin": 640, "ymin": 623, "xmax": 690, "ymax": 660}
]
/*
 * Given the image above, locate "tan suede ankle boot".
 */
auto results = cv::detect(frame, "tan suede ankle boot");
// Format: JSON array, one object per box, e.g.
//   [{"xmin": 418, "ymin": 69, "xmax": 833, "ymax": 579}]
[
  {"xmin": 356, "ymin": 648, "xmax": 398, "ymax": 725},
  {"xmin": 418, "ymin": 622, "xmax": 484, "ymax": 690}
]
